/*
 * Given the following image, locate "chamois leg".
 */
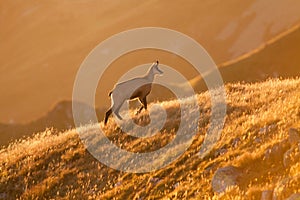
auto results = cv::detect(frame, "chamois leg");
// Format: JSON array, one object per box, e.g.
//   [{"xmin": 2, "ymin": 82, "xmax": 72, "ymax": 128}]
[
  {"xmin": 104, "ymin": 105, "xmax": 123, "ymax": 125},
  {"xmin": 136, "ymin": 96, "xmax": 147, "ymax": 115},
  {"xmin": 136, "ymin": 105, "xmax": 144, "ymax": 115},
  {"xmin": 141, "ymin": 96, "xmax": 148, "ymax": 110},
  {"xmin": 112, "ymin": 104, "xmax": 123, "ymax": 120},
  {"xmin": 104, "ymin": 108, "xmax": 112, "ymax": 125}
]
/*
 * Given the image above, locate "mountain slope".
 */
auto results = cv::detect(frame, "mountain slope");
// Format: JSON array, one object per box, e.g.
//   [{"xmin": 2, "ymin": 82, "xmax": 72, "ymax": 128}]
[
  {"xmin": 1, "ymin": 78, "xmax": 300, "ymax": 199},
  {"xmin": 0, "ymin": 101, "xmax": 106, "ymax": 147},
  {"xmin": 191, "ymin": 24, "xmax": 300, "ymax": 92}
]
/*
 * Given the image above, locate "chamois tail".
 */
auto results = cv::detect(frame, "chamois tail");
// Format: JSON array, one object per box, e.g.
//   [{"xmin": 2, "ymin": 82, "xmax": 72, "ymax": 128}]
[{"xmin": 108, "ymin": 91, "xmax": 112, "ymax": 97}]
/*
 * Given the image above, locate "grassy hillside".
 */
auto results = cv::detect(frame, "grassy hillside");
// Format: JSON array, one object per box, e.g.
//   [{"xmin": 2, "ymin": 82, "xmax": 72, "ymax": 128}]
[
  {"xmin": 1, "ymin": 78, "xmax": 300, "ymax": 199},
  {"xmin": 191, "ymin": 24, "xmax": 300, "ymax": 92}
]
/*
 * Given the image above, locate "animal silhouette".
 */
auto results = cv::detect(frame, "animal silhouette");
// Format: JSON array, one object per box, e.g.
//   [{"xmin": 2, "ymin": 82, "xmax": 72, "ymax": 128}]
[{"xmin": 104, "ymin": 60, "xmax": 163, "ymax": 125}]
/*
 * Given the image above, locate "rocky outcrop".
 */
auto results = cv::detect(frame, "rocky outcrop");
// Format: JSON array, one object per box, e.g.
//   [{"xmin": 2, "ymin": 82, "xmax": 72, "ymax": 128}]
[{"xmin": 212, "ymin": 165, "xmax": 242, "ymax": 194}]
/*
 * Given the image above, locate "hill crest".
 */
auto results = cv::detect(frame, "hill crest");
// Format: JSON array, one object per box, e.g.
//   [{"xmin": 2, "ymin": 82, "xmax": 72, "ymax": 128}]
[{"xmin": 1, "ymin": 78, "xmax": 300, "ymax": 199}]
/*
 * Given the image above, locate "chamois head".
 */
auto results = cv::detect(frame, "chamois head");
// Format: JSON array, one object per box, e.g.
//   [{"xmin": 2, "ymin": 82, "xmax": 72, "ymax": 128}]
[{"xmin": 149, "ymin": 60, "xmax": 163, "ymax": 76}]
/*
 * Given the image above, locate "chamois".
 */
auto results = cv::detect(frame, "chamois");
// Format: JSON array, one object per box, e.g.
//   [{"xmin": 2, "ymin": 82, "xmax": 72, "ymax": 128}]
[{"xmin": 104, "ymin": 60, "xmax": 163, "ymax": 125}]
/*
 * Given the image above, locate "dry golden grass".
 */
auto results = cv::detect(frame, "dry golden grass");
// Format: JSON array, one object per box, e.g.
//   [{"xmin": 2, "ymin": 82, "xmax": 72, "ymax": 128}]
[{"xmin": 1, "ymin": 78, "xmax": 300, "ymax": 199}]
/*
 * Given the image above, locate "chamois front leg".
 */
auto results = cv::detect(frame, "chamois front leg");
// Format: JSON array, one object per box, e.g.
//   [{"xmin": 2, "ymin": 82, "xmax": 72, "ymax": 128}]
[
  {"xmin": 113, "ymin": 104, "xmax": 123, "ymax": 120},
  {"xmin": 136, "ymin": 106, "xmax": 143, "ymax": 115},
  {"xmin": 114, "ymin": 110, "xmax": 123, "ymax": 120}
]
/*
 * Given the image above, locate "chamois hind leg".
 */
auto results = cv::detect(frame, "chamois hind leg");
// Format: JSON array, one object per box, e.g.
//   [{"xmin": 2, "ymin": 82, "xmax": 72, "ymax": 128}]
[
  {"xmin": 104, "ymin": 95, "xmax": 123, "ymax": 124},
  {"xmin": 136, "ymin": 96, "xmax": 147, "ymax": 115},
  {"xmin": 142, "ymin": 96, "xmax": 148, "ymax": 110},
  {"xmin": 104, "ymin": 108, "xmax": 112, "ymax": 125}
]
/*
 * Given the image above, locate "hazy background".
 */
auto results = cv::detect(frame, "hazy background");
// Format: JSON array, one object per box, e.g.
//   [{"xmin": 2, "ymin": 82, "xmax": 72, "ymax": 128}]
[{"xmin": 1, "ymin": 0, "xmax": 300, "ymax": 125}]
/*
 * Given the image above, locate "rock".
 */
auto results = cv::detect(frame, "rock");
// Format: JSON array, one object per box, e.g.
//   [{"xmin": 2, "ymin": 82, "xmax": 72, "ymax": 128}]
[
  {"xmin": 283, "ymin": 146, "xmax": 300, "ymax": 168},
  {"xmin": 232, "ymin": 137, "xmax": 241, "ymax": 148},
  {"xmin": 114, "ymin": 181, "xmax": 122, "ymax": 187},
  {"xmin": 288, "ymin": 128, "xmax": 300, "ymax": 146},
  {"xmin": 286, "ymin": 193, "xmax": 300, "ymax": 200},
  {"xmin": 264, "ymin": 140, "xmax": 290, "ymax": 164},
  {"xmin": 173, "ymin": 182, "xmax": 180, "ymax": 189},
  {"xmin": 212, "ymin": 166, "xmax": 242, "ymax": 194},
  {"xmin": 214, "ymin": 147, "xmax": 228, "ymax": 157},
  {"xmin": 148, "ymin": 177, "xmax": 161, "ymax": 186},
  {"xmin": 254, "ymin": 137, "xmax": 263, "ymax": 144},
  {"xmin": 261, "ymin": 190, "xmax": 273, "ymax": 200},
  {"xmin": 259, "ymin": 124, "xmax": 277, "ymax": 135}
]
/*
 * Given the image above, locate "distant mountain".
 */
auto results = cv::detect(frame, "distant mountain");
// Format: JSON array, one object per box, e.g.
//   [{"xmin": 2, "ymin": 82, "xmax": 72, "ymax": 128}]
[
  {"xmin": 0, "ymin": 101, "xmax": 105, "ymax": 147},
  {"xmin": 190, "ymin": 24, "xmax": 300, "ymax": 92}
]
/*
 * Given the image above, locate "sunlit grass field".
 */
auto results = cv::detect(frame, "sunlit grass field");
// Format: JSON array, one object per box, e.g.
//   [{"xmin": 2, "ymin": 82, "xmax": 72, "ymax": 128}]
[{"xmin": 1, "ymin": 78, "xmax": 300, "ymax": 199}]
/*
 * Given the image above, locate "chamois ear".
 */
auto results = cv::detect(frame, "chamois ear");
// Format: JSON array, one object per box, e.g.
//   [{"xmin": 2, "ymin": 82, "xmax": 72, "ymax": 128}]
[{"xmin": 156, "ymin": 60, "xmax": 159, "ymax": 64}]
